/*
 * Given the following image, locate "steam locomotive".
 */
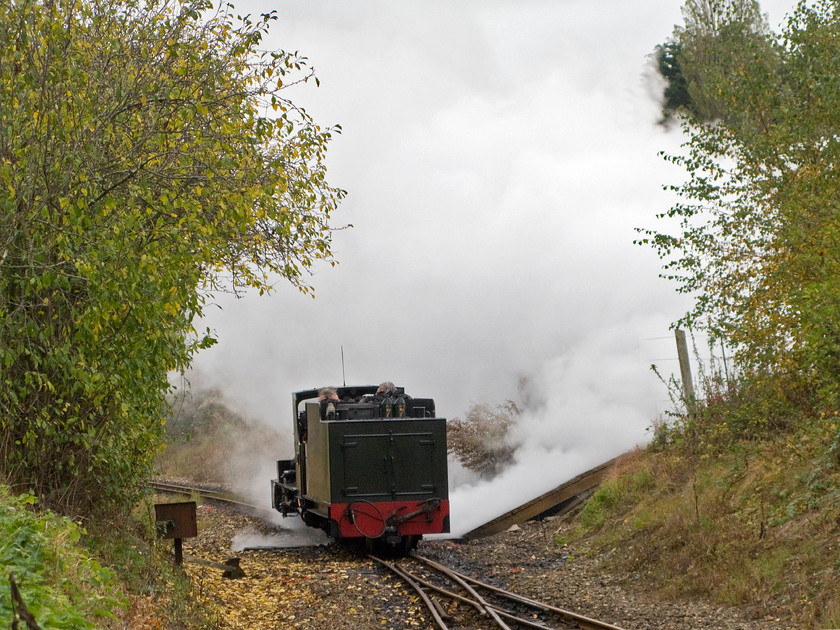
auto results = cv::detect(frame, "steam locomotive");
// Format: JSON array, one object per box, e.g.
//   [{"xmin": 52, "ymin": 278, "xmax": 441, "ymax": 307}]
[{"xmin": 271, "ymin": 385, "xmax": 450, "ymax": 551}]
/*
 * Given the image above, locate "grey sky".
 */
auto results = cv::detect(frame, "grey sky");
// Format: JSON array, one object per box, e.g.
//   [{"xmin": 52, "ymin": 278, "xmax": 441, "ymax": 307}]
[{"xmin": 191, "ymin": 0, "xmax": 796, "ymax": 530}]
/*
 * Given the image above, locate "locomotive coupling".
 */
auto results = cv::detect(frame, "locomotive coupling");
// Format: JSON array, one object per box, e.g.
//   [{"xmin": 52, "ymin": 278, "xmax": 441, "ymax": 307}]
[{"xmin": 387, "ymin": 499, "xmax": 441, "ymax": 526}]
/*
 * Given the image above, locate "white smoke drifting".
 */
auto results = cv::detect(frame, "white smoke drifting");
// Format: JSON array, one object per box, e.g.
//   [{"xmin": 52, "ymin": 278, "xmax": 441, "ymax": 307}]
[
  {"xmin": 186, "ymin": 1, "xmax": 797, "ymax": 539},
  {"xmin": 446, "ymin": 325, "xmax": 663, "ymax": 536},
  {"xmin": 231, "ymin": 520, "xmax": 329, "ymax": 551}
]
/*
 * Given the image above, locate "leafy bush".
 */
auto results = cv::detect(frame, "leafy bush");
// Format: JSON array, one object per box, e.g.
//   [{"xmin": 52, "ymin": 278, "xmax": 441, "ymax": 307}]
[
  {"xmin": 0, "ymin": 0, "xmax": 342, "ymax": 516},
  {"xmin": 642, "ymin": 1, "xmax": 840, "ymax": 416},
  {"xmin": 0, "ymin": 487, "xmax": 125, "ymax": 629},
  {"xmin": 649, "ymin": 333, "xmax": 826, "ymax": 459}
]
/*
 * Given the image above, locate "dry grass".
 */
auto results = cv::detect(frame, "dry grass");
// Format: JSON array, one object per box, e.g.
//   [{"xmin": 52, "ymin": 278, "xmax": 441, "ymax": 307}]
[
  {"xmin": 156, "ymin": 387, "xmax": 289, "ymax": 501},
  {"xmin": 570, "ymin": 436, "xmax": 840, "ymax": 627}
]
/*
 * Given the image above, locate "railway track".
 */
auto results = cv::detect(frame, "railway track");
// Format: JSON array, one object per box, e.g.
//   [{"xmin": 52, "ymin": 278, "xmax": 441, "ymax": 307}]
[
  {"xmin": 371, "ymin": 552, "xmax": 628, "ymax": 630},
  {"xmin": 149, "ymin": 479, "xmax": 271, "ymax": 516},
  {"xmin": 152, "ymin": 479, "xmax": 629, "ymax": 629}
]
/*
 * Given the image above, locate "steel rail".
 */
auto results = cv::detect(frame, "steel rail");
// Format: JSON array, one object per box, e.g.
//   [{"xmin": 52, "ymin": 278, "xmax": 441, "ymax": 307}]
[
  {"xmin": 373, "ymin": 554, "xmax": 523, "ymax": 630},
  {"xmin": 149, "ymin": 480, "xmax": 271, "ymax": 517},
  {"xmin": 377, "ymin": 554, "xmax": 563, "ymax": 629},
  {"xmin": 409, "ymin": 553, "xmax": 514, "ymax": 629},
  {"xmin": 379, "ymin": 561, "xmax": 483, "ymax": 612},
  {"xmin": 149, "ymin": 480, "xmax": 231, "ymax": 501},
  {"xmin": 369, "ymin": 555, "xmax": 451, "ymax": 630},
  {"xmin": 153, "ymin": 480, "xmax": 629, "ymax": 629},
  {"xmin": 411, "ymin": 553, "xmax": 630, "ymax": 630},
  {"xmin": 490, "ymin": 606, "xmax": 560, "ymax": 629},
  {"xmin": 458, "ymin": 570, "xmax": 628, "ymax": 630}
]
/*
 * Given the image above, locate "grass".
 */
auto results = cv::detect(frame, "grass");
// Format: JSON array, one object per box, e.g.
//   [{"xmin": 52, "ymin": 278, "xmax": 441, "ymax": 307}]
[
  {"xmin": 0, "ymin": 483, "xmax": 219, "ymax": 629},
  {"xmin": 81, "ymin": 497, "xmax": 219, "ymax": 629},
  {"xmin": 14, "ymin": 376, "xmax": 840, "ymax": 626},
  {"xmin": 0, "ymin": 387, "xmax": 272, "ymax": 630},
  {"xmin": 562, "ymin": 423, "xmax": 840, "ymax": 626}
]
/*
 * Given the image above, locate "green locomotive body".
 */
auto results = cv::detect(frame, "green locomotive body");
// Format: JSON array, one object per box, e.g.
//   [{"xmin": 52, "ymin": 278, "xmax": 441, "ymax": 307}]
[{"xmin": 272, "ymin": 385, "xmax": 450, "ymax": 549}]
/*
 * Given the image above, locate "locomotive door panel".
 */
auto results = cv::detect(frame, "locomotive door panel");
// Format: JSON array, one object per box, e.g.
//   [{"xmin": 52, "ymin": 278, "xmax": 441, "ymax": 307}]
[
  {"xmin": 339, "ymin": 431, "xmax": 390, "ymax": 498},
  {"xmin": 391, "ymin": 432, "xmax": 438, "ymax": 496},
  {"xmin": 303, "ymin": 403, "xmax": 330, "ymax": 503}
]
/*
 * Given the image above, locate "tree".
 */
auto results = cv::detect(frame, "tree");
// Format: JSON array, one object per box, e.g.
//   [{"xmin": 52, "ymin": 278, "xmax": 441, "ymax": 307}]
[
  {"xmin": 0, "ymin": 0, "xmax": 344, "ymax": 514},
  {"xmin": 655, "ymin": 0, "xmax": 774, "ymax": 123},
  {"xmin": 654, "ymin": 40, "xmax": 694, "ymax": 122},
  {"xmin": 159, "ymin": 386, "xmax": 286, "ymax": 487},
  {"xmin": 447, "ymin": 401, "xmax": 520, "ymax": 479},
  {"xmin": 640, "ymin": 0, "xmax": 840, "ymax": 412}
]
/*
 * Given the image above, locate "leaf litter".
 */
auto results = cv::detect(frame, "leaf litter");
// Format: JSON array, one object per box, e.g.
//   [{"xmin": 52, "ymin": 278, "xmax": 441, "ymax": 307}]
[{"xmin": 181, "ymin": 505, "xmax": 428, "ymax": 629}]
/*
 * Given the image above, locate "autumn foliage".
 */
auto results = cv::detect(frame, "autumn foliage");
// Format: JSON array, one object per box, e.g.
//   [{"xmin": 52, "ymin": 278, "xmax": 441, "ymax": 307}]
[
  {"xmin": 0, "ymin": 0, "xmax": 343, "ymax": 514},
  {"xmin": 642, "ymin": 0, "xmax": 840, "ymax": 430},
  {"xmin": 447, "ymin": 401, "xmax": 521, "ymax": 479}
]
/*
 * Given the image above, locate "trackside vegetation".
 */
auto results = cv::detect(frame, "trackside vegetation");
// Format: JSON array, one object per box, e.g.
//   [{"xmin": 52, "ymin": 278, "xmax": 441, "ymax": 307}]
[
  {"xmin": 447, "ymin": 401, "xmax": 522, "ymax": 479},
  {"xmin": 0, "ymin": 0, "xmax": 343, "ymax": 625},
  {"xmin": 559, "ymin": 1, "xmax": 840, "ymax": 626},
  {"xmin": 0, "ymin": 0, "xmax": 343, "ymax": 516},
  {"xmin": 0, "ymin": 488, "xmax": 123, "ymax": 628},
  {"xmin": 640, "ymin": 0, "xmax": 840, "ymax": 417},
  {"xmin": 0, "ymin": 484, "xmax": 219, "ymax": 628},
  {"xmin": 6, "ymin": 0, "xmax": 840, "ymax": 626},
  {"xmin": 563, "ymin": 364, "xmax": 840, "ymax": 626}
]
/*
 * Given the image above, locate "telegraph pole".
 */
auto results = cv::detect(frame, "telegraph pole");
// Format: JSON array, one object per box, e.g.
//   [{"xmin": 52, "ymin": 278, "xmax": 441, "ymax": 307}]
[{"xmin": 674, "ymin": 329, "xmax": 696, "ymax": 416}]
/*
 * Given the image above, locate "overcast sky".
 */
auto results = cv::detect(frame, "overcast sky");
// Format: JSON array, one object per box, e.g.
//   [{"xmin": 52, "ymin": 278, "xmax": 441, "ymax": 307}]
[{"xmin": 191, "ymin": 0, "xmax": 797, "ymax": 531}]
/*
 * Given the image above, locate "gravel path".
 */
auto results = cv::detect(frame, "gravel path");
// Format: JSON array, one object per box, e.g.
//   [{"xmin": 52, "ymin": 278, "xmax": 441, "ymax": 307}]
[{"xmin": 180, "ymin": 504, "xmax": 795, "ymax": 629}]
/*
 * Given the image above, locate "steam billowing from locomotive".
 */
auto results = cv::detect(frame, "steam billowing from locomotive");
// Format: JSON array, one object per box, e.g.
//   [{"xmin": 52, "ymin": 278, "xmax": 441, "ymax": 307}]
[{"xmin": 445, "ymin": 326, "xmax": 665, "ymax": 536}]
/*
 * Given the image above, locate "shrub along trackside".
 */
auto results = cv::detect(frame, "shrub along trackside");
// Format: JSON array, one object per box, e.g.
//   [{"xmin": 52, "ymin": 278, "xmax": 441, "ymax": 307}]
[
  {"xmin": 0, "ymin": 485, "xmax": 219, "ymax": 629},
  {"xmin": 606, "ymin": 2, "xmax": 840, "ymax": 624},
  {"xmin": 0, "ymin": 0, "xmax": 343, "ymax": 517},
  {"xmin": 0, "ymin": 487, "xmax": 124, "ymax": 629}
]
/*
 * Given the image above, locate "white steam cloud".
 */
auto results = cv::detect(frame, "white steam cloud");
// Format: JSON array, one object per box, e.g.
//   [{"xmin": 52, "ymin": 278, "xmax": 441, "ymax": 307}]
[
  {"xmin": 447, "ymin": 325, "xmax": 662, "ymax": 536},
  {"xmin": 231, "ymin": 521, "xmax": 329, "ymax": 551},
  {"xmin": 186, "ymin": 1, "xmax": 795, "ymax": 538}
]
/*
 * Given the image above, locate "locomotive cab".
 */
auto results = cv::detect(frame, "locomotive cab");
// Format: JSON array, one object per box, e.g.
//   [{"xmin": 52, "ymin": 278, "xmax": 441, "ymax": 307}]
[{"xmin": 272, "ymin": 385, "xmax": 450, "ymax": 549}]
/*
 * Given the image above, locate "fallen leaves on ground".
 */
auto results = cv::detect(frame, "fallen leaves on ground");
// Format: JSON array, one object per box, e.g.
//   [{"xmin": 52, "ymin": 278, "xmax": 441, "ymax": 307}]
[{"xmin": 181, "ymin": 507, "xmax": 431, "ymax": 629}]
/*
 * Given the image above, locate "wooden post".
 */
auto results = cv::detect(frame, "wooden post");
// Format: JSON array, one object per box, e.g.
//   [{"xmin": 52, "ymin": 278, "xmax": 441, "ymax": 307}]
[
  {"xmin": 174, "ymin": 538, "xmax": 183, "ymax": 565},
  {"xmin": 675, "ymin": 329, "xmax": 696, "ymax": 416}
]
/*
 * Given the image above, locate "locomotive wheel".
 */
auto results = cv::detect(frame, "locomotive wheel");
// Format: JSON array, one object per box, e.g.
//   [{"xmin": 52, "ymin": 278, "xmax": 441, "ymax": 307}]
[{"xmin": 399, "ymin": 535, "xmax": 419, "ymax": 554}]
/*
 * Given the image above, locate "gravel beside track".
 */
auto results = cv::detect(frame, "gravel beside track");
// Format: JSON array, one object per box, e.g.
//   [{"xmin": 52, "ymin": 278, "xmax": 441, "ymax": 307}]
[
  {"xmin": 422, "ymin": 521, "xmax": 794, "ymax": 630},
  {"xmin": 180, "ymin": 503, "xmax": 795, "ymax": 629}
]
